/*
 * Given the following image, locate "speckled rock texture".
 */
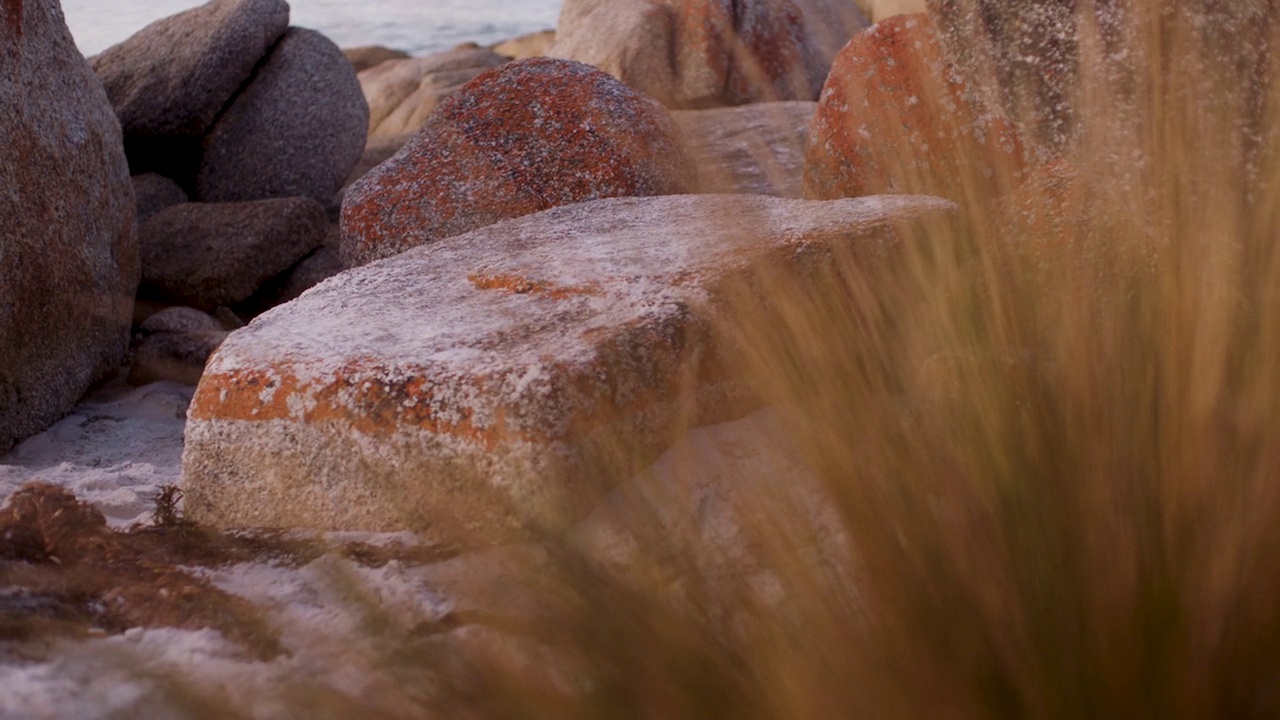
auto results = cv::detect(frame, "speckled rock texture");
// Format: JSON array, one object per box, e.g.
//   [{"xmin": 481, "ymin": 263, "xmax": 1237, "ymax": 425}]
[
  {"xmin": 196, "ymin": 27, "xmax": 369, "ymax": 204},
  {"xmin": 803, "ymin": 14, "xmax": 1026, "ymax": 201},
  {"xmin": 342, "ymin": 44, "xmax": 409, "ymax": 73},
  {"xmin": 674, "ymin": 101, "xmax": 815, "ymax": 197},
  {"xmin": 359, "ymin": 47, "xmax": 509, "ymax": 141},
  {"xmin": 183, "ymin": 193, "xmax": 954, "ymax": 544},
  {"xmin": 138, "ymin": 197, "xmax": 328, "ymax": 311},
  {"xmin": 90, "ymin": 0, "xmax": 289, "ymax": 138},
  {"xmin": 131, "ymin": 173, "xmax": 188, "ymax": 225},
  {"xmin": 340, "ymin": 57, "xmax": 694, "ymax": 267},
  {"xmin": 0, "ymin": 0, "xmax": 139, "ymax": 454},
  {"xmin": 549, "ymin": 0, "xmax": 867, "ymax": 108}
]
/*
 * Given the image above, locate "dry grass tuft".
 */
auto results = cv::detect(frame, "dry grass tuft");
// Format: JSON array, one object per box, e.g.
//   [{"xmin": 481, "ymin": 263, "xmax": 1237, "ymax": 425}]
[{"xmin": 432, "ymin": 3, "xmax": 1280, "ymax": 717}]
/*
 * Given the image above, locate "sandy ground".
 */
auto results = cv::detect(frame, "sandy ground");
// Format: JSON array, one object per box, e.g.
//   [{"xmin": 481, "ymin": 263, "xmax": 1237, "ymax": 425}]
[
  {"xmin": 0, "ymin": 377, "xmax": 832, "ymax": 718},
  {"xmin": 0, "ymin": 379, "xmax": 193, "ymax": 529}
]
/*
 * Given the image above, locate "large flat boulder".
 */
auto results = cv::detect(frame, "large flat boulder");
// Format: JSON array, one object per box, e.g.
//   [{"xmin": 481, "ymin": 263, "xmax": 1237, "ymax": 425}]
[
  {"xmin": 1, "ymin": 0, "xmax": 139, "ymax": 453},
  {"xmin": 196, "ymin": 27, "xmax": 369, "ymax": 204},
  {"xmin": 341, "ymin": 57, "xmax": 693, "ymax": 267},
  {"xmin": 183, "ymin": 194, "xmax": 953, "ymax": 546}
]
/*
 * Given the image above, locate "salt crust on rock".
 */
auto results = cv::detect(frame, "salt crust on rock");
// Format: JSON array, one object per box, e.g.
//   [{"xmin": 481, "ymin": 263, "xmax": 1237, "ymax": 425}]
[{"xmin": 184, "ymin": 194, "xmax": 953, "ymax": 546}]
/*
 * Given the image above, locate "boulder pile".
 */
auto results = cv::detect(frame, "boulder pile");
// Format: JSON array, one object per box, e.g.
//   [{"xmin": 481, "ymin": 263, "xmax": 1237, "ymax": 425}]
[
  {"xmin": 79, "ymin": 0, "xmax": 370, "ymax": 387},
  {"xmin": 92, "ymin": 0, "xmax": 367, "ymax": 206},
  {"xmin": 8, "ymin": 0, "xmax": 1028, "ymax": 555}
]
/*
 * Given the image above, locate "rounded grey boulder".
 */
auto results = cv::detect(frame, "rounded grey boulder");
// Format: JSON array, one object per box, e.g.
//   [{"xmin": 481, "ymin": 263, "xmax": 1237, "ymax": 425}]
[
  {"xmin": 138, "ymin": 306, "xmax": 228, "ymax": 335},
  {"xmin": 197, "ymin": 27, "xmax": 370, "ymax": 204},
  {"xmin": 1, "ymin": 0, "xmax": 140, "ymax": 453},
  {"xmin": 91, "ymin": 0, "xmax": 289, "ymax": 137},
  {"xmin": 138, "ymin": 197, "xmax": 329, "ymax": 311},
  {"xmin": 131, "ymin": 173, "xmax": 189, "ymax": 225}
]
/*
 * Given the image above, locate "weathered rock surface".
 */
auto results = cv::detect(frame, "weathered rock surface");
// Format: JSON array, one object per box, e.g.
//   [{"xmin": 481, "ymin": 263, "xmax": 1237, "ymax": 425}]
[
  {"xmin": 197, "ymin": 27, "xmax": 369, "ymax": 204},
  {"xmin": 1, "ymin": 0, "xmax": 139, "ymax": 453},
  {"xmin": 359, "ymin": 47, "xmax": 509, "ymax": 141},
  {"xmin": 342, "ymin": 44, "xmax": 410, "ymax": 72},
  {"xmin": 674, "ymin": 101, "xmax": 815, "ymax": 197},
  {"xmin": 550, "ymin": 0, "xmax": 677, "ymax": 103},
  {"xmin": 131, "ymin": 173, "xmax": 188, "ymax": 225},
  {"xmin": 91, "ymin": 0, "xmax": 289, "ymax": 140},
  {"xmin": 490, "ymin": 29, "xmax": 556, "ymax": 60},
  {"xmin": 550, "ymin": 0, "xmax": 867, "ymax": 108},
  {"xmin": 183, "ymin": 193, "xmax": 954, "ymax": 545},
  {"xmin": 138, "ymin": 198, "xmax": 328, "ymax": 311},
  {"xmin": 803, "ymin": 14, "xmax": 1025, "ymax": 201},
  {"xmin": 341, "ymin": 57, "xmax": 693, "ymax": 267}
]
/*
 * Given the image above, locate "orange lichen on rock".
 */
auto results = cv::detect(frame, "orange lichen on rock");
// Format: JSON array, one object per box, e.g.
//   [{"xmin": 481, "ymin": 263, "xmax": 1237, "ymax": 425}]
[
  {"xmin": 189, "ymin": 362, "xmax": 521, "ymax": 450},
  {"xmin": 185, "ymin": 195, "xmax": 956, "ymax": 542},
  {"xmin": 467, "ymin": 273, "xmax": 603, "ymax": 300},
  {"xmin": 340, "ymin": 57, "xmax": 693, "ymax": 267},
  {"xmin": 803, "ymin": 14, "xmax": 1026, "ymax": 201}
]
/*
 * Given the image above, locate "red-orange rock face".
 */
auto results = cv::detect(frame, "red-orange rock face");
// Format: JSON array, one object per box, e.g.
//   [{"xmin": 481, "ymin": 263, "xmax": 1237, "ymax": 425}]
[
  {"xmin": 803, "ymin": 14, "xmax": 1026, "ymax": 201},
  {"xmin": 339, "ymin": 57, "xmax": 693, "ymax": 267}
]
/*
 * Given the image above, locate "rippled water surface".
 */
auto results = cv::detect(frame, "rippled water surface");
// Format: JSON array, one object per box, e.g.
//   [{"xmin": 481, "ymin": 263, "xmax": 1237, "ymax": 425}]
[{"xmin": 62, "ymin": 0, "xmax": 562, "ymax": 56}]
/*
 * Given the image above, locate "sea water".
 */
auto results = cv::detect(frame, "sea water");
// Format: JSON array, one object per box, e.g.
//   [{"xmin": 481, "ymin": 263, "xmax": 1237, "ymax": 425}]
[{"xmin": 62, "ymin": 0, "xmax": 563, "ymax": 57}]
